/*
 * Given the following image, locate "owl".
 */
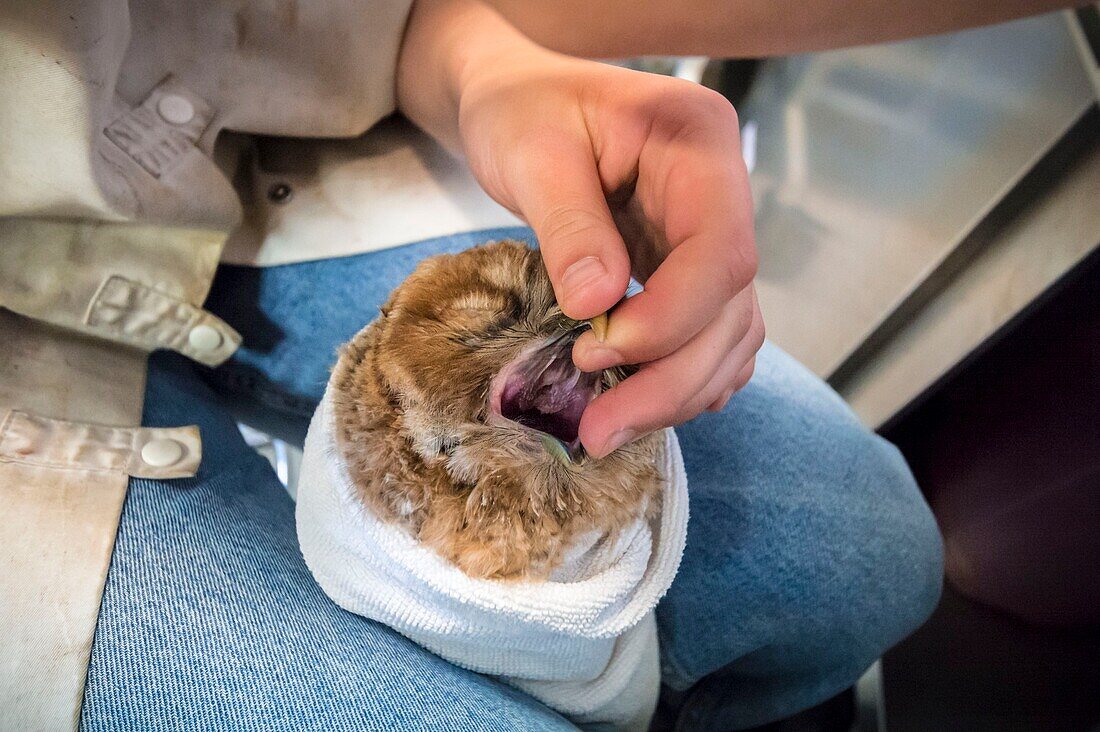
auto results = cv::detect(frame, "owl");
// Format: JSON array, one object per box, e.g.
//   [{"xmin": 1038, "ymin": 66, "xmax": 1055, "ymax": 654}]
[{"xmin": 330, "ymin": 240, "xmax": 662, "ymax": 579}]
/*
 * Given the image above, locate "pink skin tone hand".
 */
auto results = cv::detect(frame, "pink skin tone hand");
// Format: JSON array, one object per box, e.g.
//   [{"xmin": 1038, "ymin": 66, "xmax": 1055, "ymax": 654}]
[{"xmin": 397, "ymin": 0, "xmax": 763, "ymax": 457}]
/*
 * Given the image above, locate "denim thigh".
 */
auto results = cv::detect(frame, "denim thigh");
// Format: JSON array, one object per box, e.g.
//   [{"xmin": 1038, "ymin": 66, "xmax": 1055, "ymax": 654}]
[
  {"xmin": 200, "ymin": 229, "xmax": 944, "ymax": 728},
  {"xmin": 79, "ymin": 349, "xmax": 572, "ymax": 731}
]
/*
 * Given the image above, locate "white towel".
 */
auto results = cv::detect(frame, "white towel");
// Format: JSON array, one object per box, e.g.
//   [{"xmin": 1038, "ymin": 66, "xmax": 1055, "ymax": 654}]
[{"xmin": 296, "ymin": 387, "xmax": 689, "ymax": 730}]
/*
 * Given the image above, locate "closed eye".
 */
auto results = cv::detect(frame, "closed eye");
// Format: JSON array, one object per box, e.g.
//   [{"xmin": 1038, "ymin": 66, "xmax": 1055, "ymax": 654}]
[{"xmin": 438, "ymin": 290, "xmax": 522, "ymax": 332}]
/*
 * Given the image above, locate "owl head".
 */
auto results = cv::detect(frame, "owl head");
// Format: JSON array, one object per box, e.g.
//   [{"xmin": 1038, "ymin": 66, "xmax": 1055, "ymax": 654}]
[{"xmin": 331, "ymin": 241, "xmax": 661, "ymax": 580}]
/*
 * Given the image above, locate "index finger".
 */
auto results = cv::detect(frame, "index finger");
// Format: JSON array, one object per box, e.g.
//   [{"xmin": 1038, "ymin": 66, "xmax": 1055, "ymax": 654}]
[
  {"xmin": 573, "ymin": 159, "xmax": 756, "ymax": 370},
  {"xmin": 508, "ymin": 134, "xmax": 632, "ymax": 321}
]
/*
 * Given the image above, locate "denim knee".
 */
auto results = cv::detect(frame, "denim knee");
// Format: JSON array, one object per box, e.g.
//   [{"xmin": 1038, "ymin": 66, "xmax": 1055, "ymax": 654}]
[
  {"xmin": 687, "ymin": 433, "xmax": 944, "ymax": 730},
  {"xmin": 658, "ymin": 379, "xmax": 944, "ymax": 694},
  {"xmin": 670, "ymin": 438, "xmax": 944, "ymax": 730},
  {"xmin": 759, "ymin": 430, "xmax": 942, "ymax": 678},
  {"xmin": 792, "ymin": 433, "xmax": 945, "ymax": 679}
]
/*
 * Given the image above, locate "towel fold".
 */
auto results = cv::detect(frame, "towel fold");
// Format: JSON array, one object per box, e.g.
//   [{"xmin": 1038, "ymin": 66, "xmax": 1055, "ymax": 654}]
[{"xmin": 296, "ymin": 386, "xmax": 689, "ymax": 730}]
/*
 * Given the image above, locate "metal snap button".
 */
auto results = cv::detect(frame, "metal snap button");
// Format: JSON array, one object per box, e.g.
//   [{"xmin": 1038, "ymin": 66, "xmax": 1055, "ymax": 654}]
[
  {"xmin": 141, "ymin": 438, "xmax": 184, "ymax": 467},
  {"xmin": 267, "ymin": 182, "xmax": 293, "ymax": 204},
  {"xmin": 188, "ymin": 324, "xmax": 223, "ymax": 352},
  {"xmin": 157, "ymin": 94, "xmax": 195, "ymax": 125}
]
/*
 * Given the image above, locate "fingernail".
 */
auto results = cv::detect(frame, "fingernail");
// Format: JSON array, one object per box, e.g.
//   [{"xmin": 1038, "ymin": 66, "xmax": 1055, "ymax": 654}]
[
  {"xmin": 561, "ymin": 257, "xmax": 607, "ymax": 301},
  {"xmin": 599, "ymin": 429, "xmax": 638, "ymax": 457},
  {"xmin": 577, "ymin": 344, "xmax": 622, "ymax": 370}
]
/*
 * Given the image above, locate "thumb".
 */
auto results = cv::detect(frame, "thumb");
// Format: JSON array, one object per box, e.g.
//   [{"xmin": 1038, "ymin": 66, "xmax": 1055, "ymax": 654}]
[{"xmin": 511, "ymin": 138, "xmax": 631, "ymax": 320}]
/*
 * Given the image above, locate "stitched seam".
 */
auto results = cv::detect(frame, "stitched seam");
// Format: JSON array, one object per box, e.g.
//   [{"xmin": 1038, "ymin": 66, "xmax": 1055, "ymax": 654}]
[
  {"xmin": 83, "ymin": 274, "xmax": 118, "ymax": 326},
  {"xmin": 0, "ymin": 454, "xmax": 121, "ymax": 475}
]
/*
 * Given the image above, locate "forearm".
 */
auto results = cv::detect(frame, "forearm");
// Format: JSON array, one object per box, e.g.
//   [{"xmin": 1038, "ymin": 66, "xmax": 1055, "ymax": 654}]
[{"xmin": 483, "ymin": 0, "xmax": 1079, "ymax": 58}]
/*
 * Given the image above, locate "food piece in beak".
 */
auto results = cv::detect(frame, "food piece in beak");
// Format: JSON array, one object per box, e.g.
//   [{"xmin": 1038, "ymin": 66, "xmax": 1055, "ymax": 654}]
[
  {"xmin": 540, "ymin": 434, "xmax": 574, "ymax": 465},
  {"xmin": 589, "ymin": 312, "xmax": 608, "ymax": 343}
]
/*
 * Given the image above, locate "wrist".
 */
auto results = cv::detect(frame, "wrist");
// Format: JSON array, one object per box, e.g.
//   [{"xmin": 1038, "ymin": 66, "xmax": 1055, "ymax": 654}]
[{"xmin": 396, "ymin": 0, "xmax": 548, "ymax": 150}]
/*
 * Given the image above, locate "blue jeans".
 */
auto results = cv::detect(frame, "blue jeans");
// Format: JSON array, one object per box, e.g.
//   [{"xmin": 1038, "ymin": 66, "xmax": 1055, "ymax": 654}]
[{"xmin": 80, "ymin": 228, "xmax": 943, "ymax": 731}]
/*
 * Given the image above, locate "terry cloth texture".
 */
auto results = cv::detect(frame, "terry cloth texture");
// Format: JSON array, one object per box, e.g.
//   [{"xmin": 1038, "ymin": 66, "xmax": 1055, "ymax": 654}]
[{"xmin": 296, "ymin": 386, "xmax": 690, "ymax": 731}]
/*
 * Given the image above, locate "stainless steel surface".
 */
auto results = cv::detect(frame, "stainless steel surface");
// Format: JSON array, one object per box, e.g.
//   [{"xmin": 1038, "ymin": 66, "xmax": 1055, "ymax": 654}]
[
  {"xmin": 841, "ymin": 114, "xmax": 1100, "ymax": 428},
  {"xmin": 855, "ymin": 660, "xmax": 887, "ymax": 732},
  {"xmin": 742, "ymin": 12, "xmax": 1097, "ymax": 378},
  {"xmin": 1065, "ymin": 6, "xmax": 1100, "ymax": 99},
  {"xmin": 239, "ymin": 423, "xmax": 302, "ymax": 497}
]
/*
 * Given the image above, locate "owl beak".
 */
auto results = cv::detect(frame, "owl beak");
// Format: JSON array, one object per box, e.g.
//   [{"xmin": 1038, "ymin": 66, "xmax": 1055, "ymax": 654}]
[{"xmin": 489, "ymin": 329, "xmax": 601, "ymax": 460}]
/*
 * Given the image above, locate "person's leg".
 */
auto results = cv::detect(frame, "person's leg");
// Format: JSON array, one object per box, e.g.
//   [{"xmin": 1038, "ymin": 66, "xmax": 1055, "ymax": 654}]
[
  {"xmin": 200, "ymin": 228, "xmax": 942, "ymax": 729},
  {"xmin": 657, "ymin": 342, "xmax": 944, "ymax": 730},
  {"xmin": 80, "ymin": 350, "xmax": 572, "ymax": 731}
]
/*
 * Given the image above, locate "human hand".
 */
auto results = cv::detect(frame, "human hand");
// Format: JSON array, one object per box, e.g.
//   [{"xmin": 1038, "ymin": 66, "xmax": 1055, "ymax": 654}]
[{"xmin": 398, "ymin": 0, "xmax": 764, "ymax": 458}]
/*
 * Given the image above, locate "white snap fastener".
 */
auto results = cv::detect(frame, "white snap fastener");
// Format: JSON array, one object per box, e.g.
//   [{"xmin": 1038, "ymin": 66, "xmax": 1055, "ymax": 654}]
[
  {"xmin": 157, "ymin": 94, "xmax": 195, "ymax": 125},
  {"xmin": 188, "ymin": 324, "xmax": 223, "ymax": 352},
  {"xmin": 141, "ymin": 438, "xmax": 184, "ymax": 467}
]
